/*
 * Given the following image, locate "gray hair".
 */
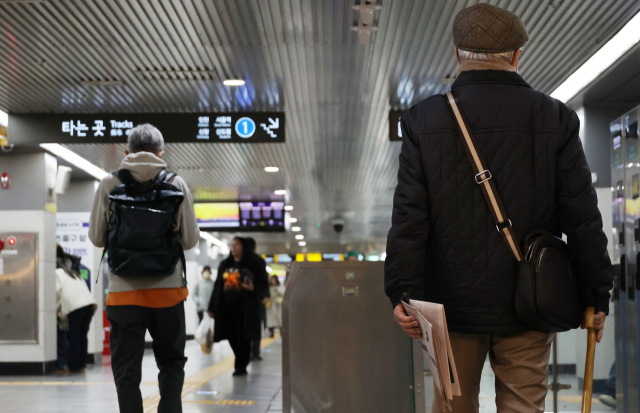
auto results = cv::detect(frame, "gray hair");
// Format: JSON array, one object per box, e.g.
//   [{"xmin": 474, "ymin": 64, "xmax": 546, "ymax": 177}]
[
  {"xmin": 127, "ymin": 124, "xmax": 164, "ymax": 154},
  {"xmin": 458, "ymin": 49, "xmax": 516, "ymax": 64}
]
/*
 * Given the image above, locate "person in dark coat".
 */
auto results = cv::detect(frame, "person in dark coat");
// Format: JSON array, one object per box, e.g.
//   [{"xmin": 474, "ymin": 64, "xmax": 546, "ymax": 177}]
[
  {"xmin": 385, "ymin": 4, "xmax": 612, "ymax": 413},
  {"xmin": 245, "ymin": 237, "xmax": 270, "ymax": 361},
  {"xmin": 207, "ymin": 237, "xmax": 268, "ymax": 376}
]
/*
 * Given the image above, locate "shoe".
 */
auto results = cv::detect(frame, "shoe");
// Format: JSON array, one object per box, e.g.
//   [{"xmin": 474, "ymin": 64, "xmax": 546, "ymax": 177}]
[
  {"xmin": 69, "ymin": 368, "xmax": 85, "ymax": 374},
  {"xmin": 232, "ymin": 370, "xmax": 248, "ymax": 377},
  {"xmin": 251, "ymin": 356, "xmax": 263, "ymax": 361},
  {"xmin": 599, "ymin": 394, "xmax": 616, "ymax": 409},
  {"xmin": 54, "ymin": 367, "xmax": 70, "ymax": 374}
]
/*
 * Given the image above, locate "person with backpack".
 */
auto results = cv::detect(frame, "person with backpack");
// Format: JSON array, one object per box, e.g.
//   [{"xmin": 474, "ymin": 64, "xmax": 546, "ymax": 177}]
[{"xmin": 89, "ymin": 124, "xmax": 199, "ymax": 413}]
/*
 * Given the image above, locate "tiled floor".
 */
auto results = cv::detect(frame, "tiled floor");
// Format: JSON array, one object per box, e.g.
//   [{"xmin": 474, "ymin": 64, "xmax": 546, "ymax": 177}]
[
  {"xmin": 0, "ymin": 337, "xmax": 617, "ymax": 413},
  {"xmin": 0, "ymin": 337, "xmax": 283, "ymax": 413}
]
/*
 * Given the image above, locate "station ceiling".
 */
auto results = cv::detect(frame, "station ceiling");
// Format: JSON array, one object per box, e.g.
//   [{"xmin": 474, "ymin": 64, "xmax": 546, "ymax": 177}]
[{"xmin": 1, "ymin": 0, "xmax": 639, "ymax": 250}]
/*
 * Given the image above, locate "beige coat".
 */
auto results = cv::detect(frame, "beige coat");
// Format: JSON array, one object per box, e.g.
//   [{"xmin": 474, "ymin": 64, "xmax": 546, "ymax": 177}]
[
  {"xmin": 56, "ymin": 268, "xmax": 97, "ymax": 318},
  {"xmin": 266, "ymin": 285, "xmax": 285, "ymax": 328},
  {"xmin": 88, "ymin": 152, "xmax": 200, "ymax": 293}
]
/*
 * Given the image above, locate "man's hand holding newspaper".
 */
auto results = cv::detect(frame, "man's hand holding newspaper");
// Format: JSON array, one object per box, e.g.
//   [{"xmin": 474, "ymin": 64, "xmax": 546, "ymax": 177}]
[
  {"xmin": 394, "ymin": 300, "xmax": 461, "ymax": 411},
  {"xmin": 394, "ymin": 304, "xmax": 422, "ymax": 338}
]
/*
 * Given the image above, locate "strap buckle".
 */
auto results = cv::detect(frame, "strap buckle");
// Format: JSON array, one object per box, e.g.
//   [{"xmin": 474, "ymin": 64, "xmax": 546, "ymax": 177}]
[
  {"xmin": 475, "ymin": 170, "xmax": 492, "ymax": 184},
  {"xmin": 496, "ymin": 219, "xmax": 512, "ymax": 233}
]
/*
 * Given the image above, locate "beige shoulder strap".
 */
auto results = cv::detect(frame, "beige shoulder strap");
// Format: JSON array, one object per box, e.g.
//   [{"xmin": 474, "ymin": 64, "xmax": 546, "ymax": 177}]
[{"xmin": 445, "ymin": 91, "xmax": 524, "ymax": 262}]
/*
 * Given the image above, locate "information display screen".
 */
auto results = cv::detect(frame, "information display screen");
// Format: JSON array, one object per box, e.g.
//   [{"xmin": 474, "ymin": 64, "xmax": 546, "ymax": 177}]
[
  {"xmin": 194, "ymin": 201, "xmax": 285, "ymax": 232},
  {"xmin": 9, "ymin": 112, "xmax": 285, "ymax": 144},
  {"xmin": 239, "ymin": 201, "xmax": 285, "ymax": 231},
  {"xmin": 194, "ymin": 203, "xmax": 240, "ymax": 229}
]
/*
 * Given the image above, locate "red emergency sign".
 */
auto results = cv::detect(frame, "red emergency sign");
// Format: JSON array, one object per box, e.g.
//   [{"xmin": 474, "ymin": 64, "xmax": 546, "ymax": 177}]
[{"xmin": 0, "ymin": 172, "xmax": 9, "ymax": 189}]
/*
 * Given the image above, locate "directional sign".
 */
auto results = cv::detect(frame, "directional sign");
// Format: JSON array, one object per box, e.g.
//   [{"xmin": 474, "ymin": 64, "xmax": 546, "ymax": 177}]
[
  {"xmin": 260, "ymin": 118, "xmax": 279, "ymax": 138},
  {"xmin": 235, "ymin": 117, "xmax": 256, "ymax": 138},
  {"xmin": 8, "ymin": 112, "xmax": 285, "ymax": 144}
]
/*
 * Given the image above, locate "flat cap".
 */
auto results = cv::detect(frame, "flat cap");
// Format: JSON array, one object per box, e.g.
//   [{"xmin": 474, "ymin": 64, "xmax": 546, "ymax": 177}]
[{"xmin": 453, "ymin": 3, "xmax": 528, "ymax": 53}]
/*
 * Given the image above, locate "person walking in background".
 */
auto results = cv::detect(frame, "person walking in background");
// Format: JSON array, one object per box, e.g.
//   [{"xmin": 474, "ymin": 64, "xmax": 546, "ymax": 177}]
[
  {"xmin": 194, "ymin": 266, "xmax": 214, "ymax": 323},
  {"xmin": 207, "ymin": 237, "xmax": 268, "ymax": 376},
  {"xmin": 55, "ymin": 245, "xmax": 97, "ymax": 374},
  {"xmin": 266, "ymin": 275, "xmax": 285, "ymax": 337},
  {"xmin": 246, "ymin": 237, "xmax": 270, "ymax": 362},
  {"xmin": 599, "ymin": 364, "xmax": 616, "ymax": 408},
  {"xmin": 89, "ymin": 124, "xmax": 200, "ymax": 413},
  {"xmin": 385, "ymin": 4, "xmax": 612, "ymax": 413}
]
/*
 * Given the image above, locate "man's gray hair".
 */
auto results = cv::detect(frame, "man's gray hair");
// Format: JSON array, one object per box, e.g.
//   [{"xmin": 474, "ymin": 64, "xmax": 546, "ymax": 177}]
[
  {"xmin": 458, "ymin": 49, "xmax": 516, "ymax": 64},
  {"xmin": 127, "ymin": 124, "xmax": 164, "ymax": 154}
]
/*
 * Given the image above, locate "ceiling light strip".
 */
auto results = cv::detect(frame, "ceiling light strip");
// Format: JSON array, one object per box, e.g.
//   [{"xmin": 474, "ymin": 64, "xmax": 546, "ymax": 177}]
[
  {"xmin": 0, "ymin": 110, "xmax": 7, "ymax": 127},
  {"xmin": 39, "ymin": 143, "xmax": 109, "ymax": 180},
  {"xmin": 200, "ymin": 231, "xmax": 229, "ymax": 254},
  {"xmin": 551, "ymin": 11, "xmax": 640, "ymax": 103}
]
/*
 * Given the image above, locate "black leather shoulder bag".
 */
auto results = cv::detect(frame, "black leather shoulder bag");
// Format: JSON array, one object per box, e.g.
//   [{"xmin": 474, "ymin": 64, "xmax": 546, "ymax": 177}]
[{"xmin": 444, "ymin": 91, "xmax": 582, "ymax": 333}]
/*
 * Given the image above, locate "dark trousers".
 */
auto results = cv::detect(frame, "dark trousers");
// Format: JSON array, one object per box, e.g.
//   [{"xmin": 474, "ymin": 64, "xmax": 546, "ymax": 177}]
[
  {"xmin": 251, "ymin": 339, "xmax": 261, "ymax": 358},
  {"xmin": 67, "ymin": 305, "xmax": 94, "ymax": 372},
  {"xmin": 56, "ymin": 326, "xmax": 70, "ymax": 369},
  {"xmin": 107, "ymin": 302, "xmax": 187, "ymax": 413},
  {"xmin": 228, "ymin": 331, "xmax": 251, "ymax": 373},
  {"xmin": 604, "ymin": 364, "xmax": 616, "ymax": 397},
  {"xmin": 251, "ymin": 315, "xmax": 265, "ymax": 358},
  {"xmin": 222, "ymin": 301, "xmax": 251, "ymax": 373}
]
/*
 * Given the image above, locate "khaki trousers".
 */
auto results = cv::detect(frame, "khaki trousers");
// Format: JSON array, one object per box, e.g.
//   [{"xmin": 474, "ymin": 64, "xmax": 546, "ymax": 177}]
[{"xmin": 432, "ymin": 331, "xmax": 554, "ymax": 413}]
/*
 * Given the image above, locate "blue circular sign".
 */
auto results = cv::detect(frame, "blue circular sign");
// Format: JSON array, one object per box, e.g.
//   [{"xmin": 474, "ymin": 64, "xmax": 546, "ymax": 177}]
[{"xmin": 235, "ymin": 117, "xmax": 256, "ymax": 138}]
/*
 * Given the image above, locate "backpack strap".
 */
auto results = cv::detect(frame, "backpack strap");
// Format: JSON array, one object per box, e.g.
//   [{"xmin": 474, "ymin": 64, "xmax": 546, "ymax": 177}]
[
  {"xmin": 156, "ymin": 170, "xmax": 176, "ymax": 183},
  {"xmin": 180, "ymin": 247, "xmax": 188, "ymax": 287},
  {"xmin": 444, "ymin": 90, "xmax": 524, "ymax": 262},
  {"xmin": 113, "ymin": 169, "xmax": 137, "ymax": 185}
]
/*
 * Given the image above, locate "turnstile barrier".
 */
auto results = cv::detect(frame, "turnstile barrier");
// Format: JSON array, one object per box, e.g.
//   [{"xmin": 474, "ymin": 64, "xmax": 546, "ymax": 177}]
[{"xmin": 282, "ymin": 261, "xmax": 425, "ymax": 413}]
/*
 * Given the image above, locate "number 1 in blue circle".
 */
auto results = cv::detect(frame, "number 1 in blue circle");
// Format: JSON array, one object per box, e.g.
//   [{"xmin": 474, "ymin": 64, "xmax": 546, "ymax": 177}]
[{"xmin": 235, "ymin": 117, "xmax": 256, "ymax": 138}]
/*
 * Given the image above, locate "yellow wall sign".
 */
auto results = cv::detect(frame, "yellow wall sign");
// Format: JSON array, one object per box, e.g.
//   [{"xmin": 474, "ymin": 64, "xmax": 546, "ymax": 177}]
[{"xmin": 306, "ymin": 253, "xmax": 322, "ymax": 262}]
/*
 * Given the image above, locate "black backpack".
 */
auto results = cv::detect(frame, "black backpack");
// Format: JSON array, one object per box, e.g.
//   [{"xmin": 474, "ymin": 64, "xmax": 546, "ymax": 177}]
[{"xmin": 104, "ymin": 169, "xmax": 186, "ymax": 280}]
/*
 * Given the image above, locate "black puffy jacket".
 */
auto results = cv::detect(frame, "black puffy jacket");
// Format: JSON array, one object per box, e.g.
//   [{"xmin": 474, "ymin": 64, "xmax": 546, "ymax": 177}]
[{"xmin": 385, "ymin": 69, "xmax": 613, "ymax": 334}]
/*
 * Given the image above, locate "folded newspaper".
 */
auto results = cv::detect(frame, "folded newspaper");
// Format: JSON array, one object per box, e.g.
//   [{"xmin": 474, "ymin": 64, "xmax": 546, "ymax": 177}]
[{"xmin": 402, "ymin": 299, "xmax": 460, "ymax": 411}]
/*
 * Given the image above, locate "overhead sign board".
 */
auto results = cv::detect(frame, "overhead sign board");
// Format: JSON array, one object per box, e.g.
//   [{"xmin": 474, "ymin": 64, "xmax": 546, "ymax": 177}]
[
  {"xmin": 389, "ymin": 111, "xmax": 403, "ymax": 142},
  {"xmin": 8, "ymin": 112, "xmax": 285, "ymax": 144}
]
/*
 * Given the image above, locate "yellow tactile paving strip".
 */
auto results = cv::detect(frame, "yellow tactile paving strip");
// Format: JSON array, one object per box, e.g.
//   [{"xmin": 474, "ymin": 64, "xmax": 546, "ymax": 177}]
[
  {"xmin": 183, "ymin": 400, "xmax": 257, "ymax": 405},
  {"xmin": 142, "ymin": 336, "xmax": 278, "ymax": 413}
]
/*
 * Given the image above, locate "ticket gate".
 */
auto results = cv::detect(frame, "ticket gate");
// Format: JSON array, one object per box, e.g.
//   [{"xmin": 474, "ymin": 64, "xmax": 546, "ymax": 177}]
[
  {"xmin": 611, "ymin": 108, "xmax": 640, "ymax": 413},
  {"xmin": 282, "ymin": 261, "xmax": 425, "ymax": 413}
]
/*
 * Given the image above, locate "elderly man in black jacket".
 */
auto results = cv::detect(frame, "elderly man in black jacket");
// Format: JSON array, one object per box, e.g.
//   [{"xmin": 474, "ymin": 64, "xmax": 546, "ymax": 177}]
[{"xmin": 384, "ymin": 4, "xmax": 612, "ymax": 413}]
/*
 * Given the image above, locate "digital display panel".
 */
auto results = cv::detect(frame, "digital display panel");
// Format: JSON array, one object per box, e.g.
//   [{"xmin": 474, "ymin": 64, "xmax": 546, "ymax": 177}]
[
  {"xmin": 8, "ymin": 112, "xmax": 285, "ymax": 144},
  {"xmin": 194, "ymin": 203, "xmax": 240, "ymax": 229},
  {"xmin": 239, "ymin": 202, "xmax": 285, "ymax": 231},
  {"xmin": 194, "ymin": 201, "xmax": 285, "ymax": 232}
]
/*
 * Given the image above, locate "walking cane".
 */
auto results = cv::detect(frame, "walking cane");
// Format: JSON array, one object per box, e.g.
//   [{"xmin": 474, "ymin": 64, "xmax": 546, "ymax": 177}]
[{"xmin": 581, "ymin": 306, "xmax": 596, "ymax": 413}]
